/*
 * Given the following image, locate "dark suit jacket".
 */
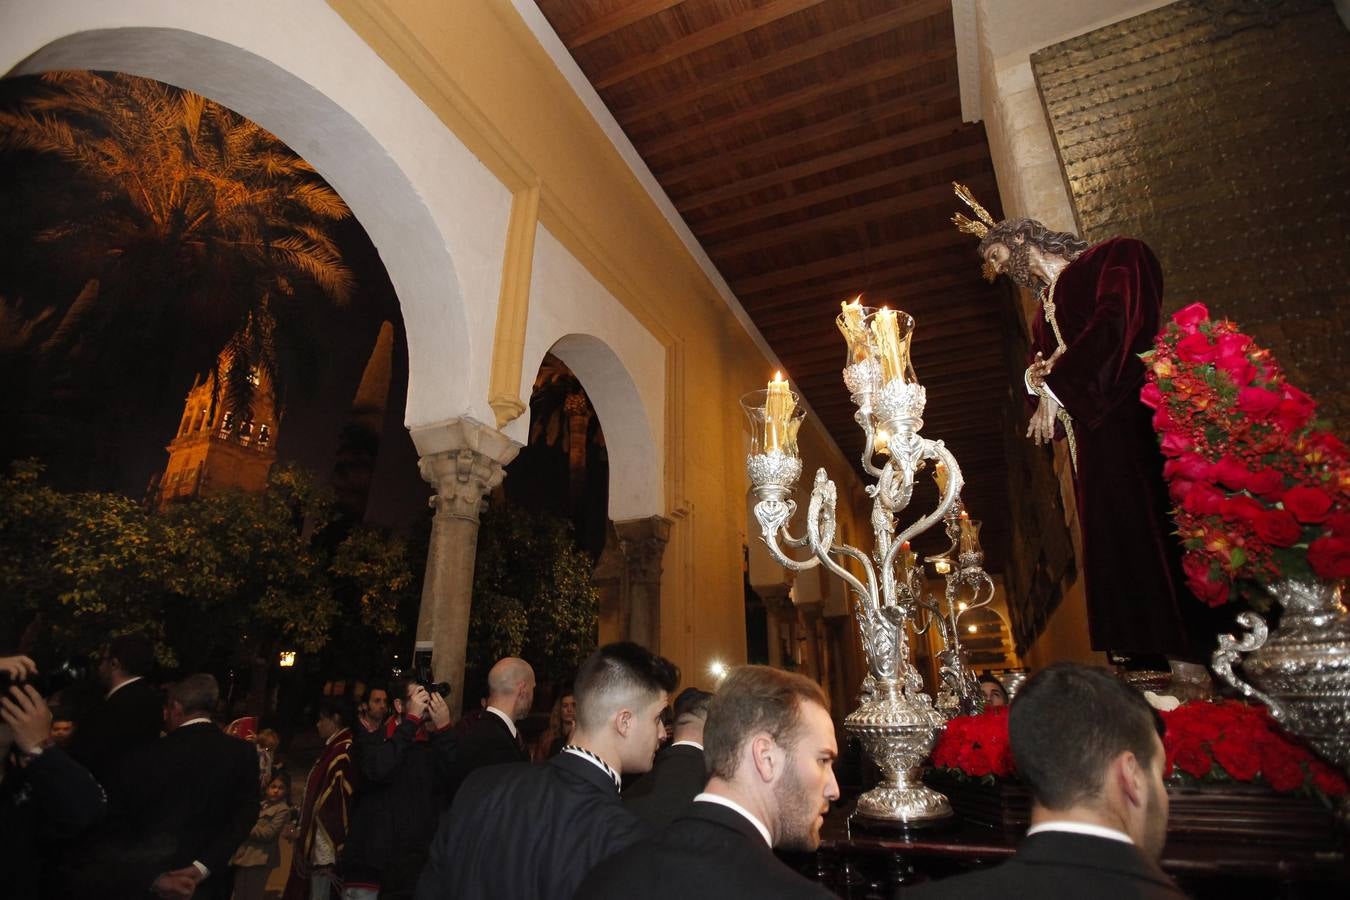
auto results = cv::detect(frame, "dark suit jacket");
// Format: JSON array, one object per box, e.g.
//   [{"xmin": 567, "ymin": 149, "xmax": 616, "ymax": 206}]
[
  {"xmin": 105, "ymin": 721, "xmax": 260, "ymax": 899},
  {"xmin": 899, "ymin": 830, "xmax": 1189, "ymax": 899},
  {"xmin": 68, "ymin": 677, "xmax": 163, "ymax": 798},
  {"xmin": 445, "ymin": 708, "xmax": 527, "ymax": 803},
  {"xmin": 623, "ymin": 743, "xmax": 707, "ymax": 828},
  {"xmin": 415, "ymin": 750, "xmax": 649, "ymax": 900},
  {"xmin": 576, "ymin": 800, "xmax": 836, "ymax": 900}
]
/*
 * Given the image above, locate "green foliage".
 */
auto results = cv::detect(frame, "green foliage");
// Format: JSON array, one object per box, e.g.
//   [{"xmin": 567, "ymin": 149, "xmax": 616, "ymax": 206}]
[
  {"xmin": 0, "ymin": 461, "xmax": 414, "ymax": 671},
  {"xmin": 468, "ymin": 505, "xmax": 599, "ymax": 692}
]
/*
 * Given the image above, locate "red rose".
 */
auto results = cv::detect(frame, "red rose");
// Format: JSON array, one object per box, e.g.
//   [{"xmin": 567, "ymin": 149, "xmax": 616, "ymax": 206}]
[
  {"xmin": 1282, "ymin": 486, "xmax": 1333, "ymax": 523},
  {"xmin": 1152, "ymin": 404, "xmax": 1173, "ymax": 432},
  {"xmin": 1277, "ymin": 396, "xmax": 1315, "ymax": 433},
  {"xmin": 1237, "ymin": 387, "xmax": 1281, "ymax": 418},
  {"xmin": 1215, "ymin": 333, "xmax": 1251, "ymax": 358},
  {"xmin": 1168, "ymin": 479, "xmax": 1193, "ymax": 505},
  {"xmin": 1181, "ymin": 552, "xmax": 1213, "ymax": 584},
  {"xmin": 1253, "ymin": 509, "xmax": 1302, "ymax": 547},
  {"xmin": 1220, "ymin": 495, "xmax": 1265, "ymax": 524},
  {"xmin": 1310, "ymin": 763, "xmax": 1349, "ymax": 797},
  {"xmin": 1211, "ymin": 735, "xmax": 1261, "ymax": 782},
  {"xmin": 1171, "ymin": 303, "xmax": 1210, "ymax": 333},
  {"xmin": 1326, "ymin": 511, "xmax": 1350, "ymax": 535},
  {"xmin": 1309, "ymin": 536, "xmax": 1350, "ymax": 580},
  {"xmin": 1164, "ymin": 454, "xmax": 1212, "ymax": 482},
  {"xmin": 1140, "ymin": 381, "xmax": 1162, "ymax": 410},
  {"xmin": 1186, "ymin": 572, "xmax": 1231, "ymax": 607},
  {"xmin": 1182, "ymin": 482, "xmax": 1224, "ymax": 516},
  {"xmin": 1211, "ymin": 455, "xmax": 1251, "ymax": 491},
  {"xmin": 1216, "ymin": 356, "xmax": 1257, "ymax": 386},
  {"xmin": 1245, "ymin": 468, "xmax": 1286, "ymax": 499},
  {"xmin": 1175, "ymin": 332, "xmax": 1218, "ymax": 364},
  {"xmin": 1259, "ymin": 747, "xmax": 1305, "ymax": 793},
  {"xmin": 1160, "ymin": 431, "xmax": 1192, "ymax": 457}
]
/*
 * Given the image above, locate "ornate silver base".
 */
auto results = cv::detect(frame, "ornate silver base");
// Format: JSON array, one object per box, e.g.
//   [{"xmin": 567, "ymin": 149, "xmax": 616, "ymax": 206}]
[{"xmin": 844, "ymin": 680, "xmax": 952, "ymax": 826}]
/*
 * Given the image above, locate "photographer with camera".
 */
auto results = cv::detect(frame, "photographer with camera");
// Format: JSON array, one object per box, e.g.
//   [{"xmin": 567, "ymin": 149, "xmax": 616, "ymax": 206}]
[
  {"xmin": 68, "ymin": 632, "xmax": 163, "ymax": 803},
  {"xmin": 1, "ymin": 655, "xmax": 108, "ymax": 900},
  {"xmin": 340, "ymin": 676, "xmax": 456, "ymax": 899}
]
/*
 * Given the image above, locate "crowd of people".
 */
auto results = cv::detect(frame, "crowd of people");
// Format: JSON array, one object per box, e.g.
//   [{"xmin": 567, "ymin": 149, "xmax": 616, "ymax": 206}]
[{"xmin": 4, "ymin": 632, "xmax": 1186, "ymax": 899}]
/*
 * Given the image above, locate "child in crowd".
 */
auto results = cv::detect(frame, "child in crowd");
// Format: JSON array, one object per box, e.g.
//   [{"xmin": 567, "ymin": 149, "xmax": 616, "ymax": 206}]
[{"xmin": 231, "ymin": 772, "xmax": 292, "ymax": 900}]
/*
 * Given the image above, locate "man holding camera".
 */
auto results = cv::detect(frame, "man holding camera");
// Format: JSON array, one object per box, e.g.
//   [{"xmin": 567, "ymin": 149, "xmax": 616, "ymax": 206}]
[
  {"xmin": 69, "ymin": 632, "xmax": 163, "ymax": 801},
  {"xmin": 341, "ymin": 677, "xmax": 456, "ymax": 900}
]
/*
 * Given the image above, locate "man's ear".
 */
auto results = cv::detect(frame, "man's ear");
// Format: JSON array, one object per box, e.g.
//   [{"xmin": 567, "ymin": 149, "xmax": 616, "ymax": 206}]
[
  {"xmin": 615, "ymin": 708, "xmax": 633, "ymax": 739},
  {"xmin": 1114, "ymin": 751, "xmax": 1146, "ymax": 808},
  {"xmin": 749, "ymin": 733, "xmax": 780, "ymax": 784}
]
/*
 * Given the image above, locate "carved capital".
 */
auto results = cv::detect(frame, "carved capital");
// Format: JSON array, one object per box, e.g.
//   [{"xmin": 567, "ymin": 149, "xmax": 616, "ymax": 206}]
[
  {"xmin": 614, "ymin": 515, "xmax": 672, "ymax": 585},
  {"xmin": 754, "ymin": 583, "xmax": 795, "ymax": 618},
  {"xmin": 413, "ymin": 418, "xmax": 520, "ymax": 523}
]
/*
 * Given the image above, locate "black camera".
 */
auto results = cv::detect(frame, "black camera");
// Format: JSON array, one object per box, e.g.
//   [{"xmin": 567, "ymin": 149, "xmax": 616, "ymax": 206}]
[
  {"xmin": 0, "ymin": 658, "xmax": 87, "ymax": 698},
  {"xmin": 411, "ymin": 642, "xmax": 450, "ymax": 698}
]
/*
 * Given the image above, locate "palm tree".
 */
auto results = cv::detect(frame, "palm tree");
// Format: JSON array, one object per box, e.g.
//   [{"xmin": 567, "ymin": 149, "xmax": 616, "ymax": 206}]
[{"xmin": 0, "ymin": 70, "xmax": 355, "ymax": 417}]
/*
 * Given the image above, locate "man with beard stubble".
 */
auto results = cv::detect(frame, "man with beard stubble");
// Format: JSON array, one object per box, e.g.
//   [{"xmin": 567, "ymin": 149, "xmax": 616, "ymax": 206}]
[
  {"xmin": 901, "ymin": 663, "xmax": 1184, "ymax": 899},
  {"xmin": 576, "ymin": 665, "xmax": 839, "ymax": 900}
]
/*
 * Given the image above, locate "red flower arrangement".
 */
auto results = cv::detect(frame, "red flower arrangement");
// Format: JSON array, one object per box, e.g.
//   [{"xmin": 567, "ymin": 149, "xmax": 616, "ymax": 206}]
[
  {"xmin": 929, "ymin": 701, "xmax": 1348, "ymax": 800},
  {"xmin": 1140, "ymin": 302, "xmax": 1350, "ymax": 608}
]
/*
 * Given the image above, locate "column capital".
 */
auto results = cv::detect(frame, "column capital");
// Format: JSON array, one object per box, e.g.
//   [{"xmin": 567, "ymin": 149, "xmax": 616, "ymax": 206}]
[
  {"xmin": 753, "ymin": 583, "xmax": 794, "ymax": 617},
  {"xmin": 414, "ymin": 419, "xmax": 521, "ymax": 523},
  {"xmin": 614, "ymin": 515, "xmax": 672, "ymax": 584}
]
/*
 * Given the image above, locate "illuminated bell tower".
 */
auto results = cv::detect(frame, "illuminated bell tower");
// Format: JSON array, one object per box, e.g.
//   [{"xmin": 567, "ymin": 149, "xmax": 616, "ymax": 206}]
[{"xmin": 154, "ymin": 349, "xmax": 278, "ymax": 507}]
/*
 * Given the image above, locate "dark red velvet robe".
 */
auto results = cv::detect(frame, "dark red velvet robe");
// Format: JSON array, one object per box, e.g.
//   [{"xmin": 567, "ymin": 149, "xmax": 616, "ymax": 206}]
[
  {"xmin": 1035, "ymin": 238, "xmax": 1225, "ymax": 658},
  {"xmin": 283, "ymin": 727, "xmax": 354, "ymax": 900}
]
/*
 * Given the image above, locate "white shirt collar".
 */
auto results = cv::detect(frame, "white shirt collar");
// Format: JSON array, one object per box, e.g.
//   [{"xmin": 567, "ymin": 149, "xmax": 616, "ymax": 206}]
[
  {"xmin": 485, "ymin": 705, "xmax": 518, "ymax": 739},
  {"xmin": 106, "ymin": 675, "xmax": 144, "ymax": 699},
  {"xmin": 1026, "ymin": 821, "xmax": 1134, "ymax": 845},
  {"xmin": 671, "ymin": 740, "xmax": 704, "ymax": 750},
  {"xmin": 694, "ymin": 792, "xmax": 772, "ymax": 847},
  {"xmin": 180, "ymin": 716, "xmax": 213, "ymax": 728}
]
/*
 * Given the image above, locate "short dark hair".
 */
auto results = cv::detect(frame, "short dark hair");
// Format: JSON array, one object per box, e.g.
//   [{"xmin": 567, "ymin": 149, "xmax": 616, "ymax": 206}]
[
  {"xmin": 1009, "ymin": 663, "xmax": 1165, "ymax": 810},
  {"xmin": 672, "ymin": 687, "xmax": 712, "ymax": 726},
  {"xmin": 573, "ymin": 642, "xmax": 679, "ymax": 732},
  {"xmin": 168, "ymin": 673, "xmax": 219, "ymax": 717},
  {"xmin": 107, "ymin": 632, "xmax": 154, "ymax": 677},
  {"xmin": 704, "ymin": 666, "xmax": 828, "ymax": 781},
  {"xmin": 317, "ymin": 696, "xmax": 352, "ymax": 727}
]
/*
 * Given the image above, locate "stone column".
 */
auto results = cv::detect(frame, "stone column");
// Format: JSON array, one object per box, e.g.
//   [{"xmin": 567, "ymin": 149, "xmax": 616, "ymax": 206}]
[
  {"xmin": 412, "ymin": 419, "xmax": 519, "ymax": 716},
  {"xmin": 796, "ymin": 600, "xmax": 825, "ymax": 683},
  {"xmin": 755, "ymin": 584, "xmax": 794, "ymax": 669},
  {"xmin": 614, "ymin": 515, "xmax": 672, "ymax": 651}
]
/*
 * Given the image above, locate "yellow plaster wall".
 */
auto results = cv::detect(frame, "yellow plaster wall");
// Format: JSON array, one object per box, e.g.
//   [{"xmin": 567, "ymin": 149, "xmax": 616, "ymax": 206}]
[{"xmin": 326, "ymin": 0, "xmax": 872, "ymax": 684}]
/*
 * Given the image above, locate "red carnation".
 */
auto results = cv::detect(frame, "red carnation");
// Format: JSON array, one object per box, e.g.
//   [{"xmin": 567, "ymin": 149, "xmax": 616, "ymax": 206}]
[
  {"xmin": 1172, "ymin": 738, "xmax": 1214, "ymax": 779},
  {"xmin": 1253, "ymin": 509, "xmax": 1302, "ymax": 547},
  {"xmin": 1310, "ymin": 763, "xmax": 1349, "ymax": 797},
  {"xmin": 1260, "ymin": 747, "xmax": 1305, "ymax": 793},
  {"xmin": 1140, "ymin": 381, "xmax": 1162, "ymax": 410},
  {"xmin": 1171, "ymin": 303, "xmax": 1210, "ymax": 333},
  {"xmin": 1308, "ymin": 536, "xmax": 1350, "ymax": 580},
  {"xmin": 1175, "ymin": 332, "xmax": 1218, "ymax": 364},
  {"xmin": 1211, "ymin": 735, "xmax": 1261, "ymax": 782},
  {"xmin": 1237, "ymin": 387, "xmax": 1281, "ymax": 418},
  {"xmin": 1282, "ymin": 486, "xmax": 1333, "ymax": 524}
]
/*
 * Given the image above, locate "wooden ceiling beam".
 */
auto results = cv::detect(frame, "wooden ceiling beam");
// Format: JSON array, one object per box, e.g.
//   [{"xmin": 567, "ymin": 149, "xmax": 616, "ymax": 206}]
[
  {"xmin": 641, "ymin": 46, "xmax": 955, "ymax": 158},
  {"xmin": 663, "ymin": 83, "xmax": 960, "ymax": 188},
  {"xmin": 562, "ymin": 0, "xmax": 688, "ymax": 49},
  {"xmin": 753, "ymin": 276, "xmax": 991, "ymax": 332},
  {"xmin": 592, "ymin": 0, "xmax": 829, "ymax": 90},
  {"xmin": 732, "ymin": 230, "xmax": 965, "ymax": 294},
  {"xmin": 675, "ymin": 117, "xmax": 966, "ymax": 211},
  {"xmin": 786, "ymin": 342, "xmax": 1003, "ymax": 375},
  {"xmin": 740, "ymin": 248, "xmax": 987, "ymax": 312},
  {"xmin": 694, "ymin": 139, "xmax": 987, "ymax": 239},
  {"xmin": 708, "ymin": 176, "xmax": 993, "ymax": 259},
  {"xmin": 614, "ymin": 0, "xmax": 952, "ymax": 125},
  {"xmin": 736, "ymin": 242, "xmax": 973, "ymax": 305}
]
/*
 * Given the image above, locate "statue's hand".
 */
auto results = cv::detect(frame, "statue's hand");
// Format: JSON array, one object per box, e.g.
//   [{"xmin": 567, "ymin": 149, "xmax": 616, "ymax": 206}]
[
  {"xmin": 1027, "ymin": 395, "xmax": 1060, "ymax": 445},
  {"xmin": 1026, "ymin": 347, "xmax": 1064, "ymax": 390}
]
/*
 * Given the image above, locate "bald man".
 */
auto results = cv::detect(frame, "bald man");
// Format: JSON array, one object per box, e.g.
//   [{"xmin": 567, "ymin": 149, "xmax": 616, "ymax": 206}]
[{"xmin": 446, "ymin": 657, "xmax": 535, "ymax": 803}]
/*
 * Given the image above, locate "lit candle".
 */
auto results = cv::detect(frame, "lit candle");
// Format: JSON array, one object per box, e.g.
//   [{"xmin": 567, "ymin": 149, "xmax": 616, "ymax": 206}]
[
  {"xmin": 899, "ymin": 540, "xmax": 916, "ymax": 573},
  {"xmin": 838, "ymin": 296, "xmax": 870, "ymax": 363},
  {"xmin": 870, "ymin": 307, "xmax": 904, "ymax": 384},
  {"xmin": 933, "ymin": 460, "xmax": 949, "ymax": 496},
  {"xmin": 764, "ymin": 371, "xmax": 794, "ymax": 454},
  {"xmin": 934, "ymin": 558, "xmax": 952, "ymax": 575},
  {"xmin": 959, "ymin": 512, "xmax": 982, "ymax": 555},
  {"xmin": 874, "ymin": 429, "xmax": 891, "ymax": 456}
]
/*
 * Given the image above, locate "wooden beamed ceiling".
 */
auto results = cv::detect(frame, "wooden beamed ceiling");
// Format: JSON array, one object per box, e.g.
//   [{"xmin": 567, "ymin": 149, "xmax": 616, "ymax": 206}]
[{"xmin": 535, "ymin": 0, "xmax": 1014, "ymax": 571}]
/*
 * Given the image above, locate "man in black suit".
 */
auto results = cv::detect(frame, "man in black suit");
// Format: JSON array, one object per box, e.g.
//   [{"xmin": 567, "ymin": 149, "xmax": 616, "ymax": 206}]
[
  {"xmin": 415, "ymin": 642, "xmax": 679, "ymax": 900},
  {"xmin": 578, "ymin": 666, "xmax": 840, "ymax": 900},
  {"xmin": 900, "ymin": 663, "xmax": 1186, "ymax": 899},
  {"xmin": 445, "ymin": 656, "xmax": 533, "ymax": 802},
  {"xmin": 624, "ymin": 686, "xmax": 711, "ymax": 827},
  {"xmin": 68, "ymin": 632, "xmax": 163, "ymax": 799},
  {"xmin": 104, "ymin": 673, "xmax": 259, "ymax": 900}
]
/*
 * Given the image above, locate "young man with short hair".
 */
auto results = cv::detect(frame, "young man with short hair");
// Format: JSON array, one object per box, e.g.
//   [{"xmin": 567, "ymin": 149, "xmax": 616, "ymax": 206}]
[{"xmin": 415, "ymin": 642, "xmax": 678, "ymax": 900}]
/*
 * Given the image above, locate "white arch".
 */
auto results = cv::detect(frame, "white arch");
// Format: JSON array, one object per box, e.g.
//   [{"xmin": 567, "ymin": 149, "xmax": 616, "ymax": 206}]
[
  {"xmin": 517, "ymin": 224, "xmax": 665, "ymax": 521},
  {"xmin": 0, "ymin": 1, "xmax": 514, "ymax": 430}
]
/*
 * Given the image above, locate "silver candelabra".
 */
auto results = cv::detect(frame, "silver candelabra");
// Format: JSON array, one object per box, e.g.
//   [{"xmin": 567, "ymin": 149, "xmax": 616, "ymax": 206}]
[{"xmin": 742, "ymin": 303, "xmax": 993, "ymax": 825}]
